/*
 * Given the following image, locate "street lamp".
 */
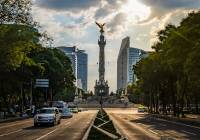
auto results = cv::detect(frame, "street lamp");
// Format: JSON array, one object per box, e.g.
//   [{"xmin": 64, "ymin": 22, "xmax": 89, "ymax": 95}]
[{"xmin": 99, "ymin": 89, "xmax": 104, "ymax": 109}]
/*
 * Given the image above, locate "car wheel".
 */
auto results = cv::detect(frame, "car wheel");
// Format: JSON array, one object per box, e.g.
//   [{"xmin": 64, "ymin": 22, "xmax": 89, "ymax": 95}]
[
  {"xmin": 54, "ymin": 119, "xmax": 57, "ymax": 126},
  {"xmin": 58, "ymin": 119, "xmax": 61, "ymax": 124},
  {"xmin": 51, "ymin": 119, "xmax": 56, "ymax": 126},
  {"xmin": 34, "ymin": 123, "xmax": 38, "ymax": 127}
]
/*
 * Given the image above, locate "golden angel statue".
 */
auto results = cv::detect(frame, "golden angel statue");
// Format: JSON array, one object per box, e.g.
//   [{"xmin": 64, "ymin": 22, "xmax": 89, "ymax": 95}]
[{"xmin": 95, "ymin": 21, "xmax": 106, "ymax": 33}]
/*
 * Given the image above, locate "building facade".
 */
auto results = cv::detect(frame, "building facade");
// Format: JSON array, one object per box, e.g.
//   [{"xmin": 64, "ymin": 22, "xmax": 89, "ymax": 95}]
[
  {"xmin": 77, "ymin": 50, "xmax": 88, "ymax": 91},
  {"xmin": 57, "ymin": 46, "xmax": 88, "ymax": 91},
  {"xmin": 117, "ymin": 37, "xmax": 129, "ymax": 90},
  {"xmin": 117, "ymin": 37, "xmax": 146, "ymax": 91}
]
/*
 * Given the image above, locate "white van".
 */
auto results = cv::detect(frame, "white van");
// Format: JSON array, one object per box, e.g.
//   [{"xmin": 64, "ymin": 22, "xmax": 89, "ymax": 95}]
[{"xmin": 52, "ymin": 101, "xmax": 67, "ymax": 108}]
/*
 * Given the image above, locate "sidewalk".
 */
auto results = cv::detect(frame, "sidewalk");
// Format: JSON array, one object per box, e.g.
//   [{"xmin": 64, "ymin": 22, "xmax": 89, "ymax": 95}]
[
  {"xmin": 151, "ymin": 114, "xmax": 200, "ymax": 127},
  {"xmin": 0, "ymin": 116, "xmax": 30, "ymax": 123}
]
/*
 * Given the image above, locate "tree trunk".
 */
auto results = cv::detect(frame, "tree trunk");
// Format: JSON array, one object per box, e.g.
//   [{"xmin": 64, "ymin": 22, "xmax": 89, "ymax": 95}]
[
  {"xmin": 150, "ymin": 92, "xmax": 153, "ymax": 113},
  {"xmin": 181, "ymin": 76, "xmax": 188, "ymax": 117},
  {"xmin": 195, "ymin": 98, "xmax": 199, "ymax": 114}
]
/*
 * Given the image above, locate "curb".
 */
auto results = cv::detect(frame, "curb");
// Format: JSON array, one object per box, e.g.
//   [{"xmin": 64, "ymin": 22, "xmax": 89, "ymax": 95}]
[
  {"xmin": 106, "ymin": 113, "xmax": 128, "ymax": 140},
  {"xmin": 0, "ymin": 116, "xmax": 30, "ymax": 123}
]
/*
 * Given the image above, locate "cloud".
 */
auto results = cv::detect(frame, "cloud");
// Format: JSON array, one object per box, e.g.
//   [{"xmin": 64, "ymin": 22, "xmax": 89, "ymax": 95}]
[
  {"xmin": 137, "ymin": 0, "xmax": 200, "ymax": 44},
  {"xmin": 95, "ymin": 0, "xmax": 128, "ymax": 19},
  {"xmin": 149, "ymin": 10, "xmax": 191, "ymax": 45},
  {"xmin": 141, "ymin": 0, "xmax": 200, "ymax": 10},
  {"xmin": 106, "ymin": 12, "xmax": 127, "ymax": 38},
  {"xmin": 140, "ymin": 0, "xmax": 200, "ymax": 22},
  {"xmin": 35, "ymin": 0, "xmax": 130, "ymax": 39},
  {"xmin": 32, "ymin": 0, "xmax": 200, "ymax": 91},
  {"xmin": 35, "ymin": 0, "xmax": 101, "ymax": 12}
]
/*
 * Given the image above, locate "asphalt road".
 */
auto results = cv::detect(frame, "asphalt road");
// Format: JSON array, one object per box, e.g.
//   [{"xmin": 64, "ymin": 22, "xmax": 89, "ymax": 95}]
[
  {"xmin": 106, "ymin": 108, "xmax": 200, "ymax": 140},
  {"xmin": 0, "ymin": 110, "xmax": 97, "ymax": 140}
]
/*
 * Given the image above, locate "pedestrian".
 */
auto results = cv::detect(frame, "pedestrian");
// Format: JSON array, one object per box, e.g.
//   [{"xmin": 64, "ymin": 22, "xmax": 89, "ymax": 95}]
[{"xmin": 31, "ymin": 105, "xmax": 35, "ymax": 117}]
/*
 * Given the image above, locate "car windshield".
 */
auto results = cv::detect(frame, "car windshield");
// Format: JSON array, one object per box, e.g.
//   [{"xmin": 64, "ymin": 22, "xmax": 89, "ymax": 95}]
[
  {"xmin": 64, "ymin": 108, "xmax": 70, "ymax": 112},
  {"xmin": 39, "ymin": 109, "xmax": 55, "ymax": 114}
]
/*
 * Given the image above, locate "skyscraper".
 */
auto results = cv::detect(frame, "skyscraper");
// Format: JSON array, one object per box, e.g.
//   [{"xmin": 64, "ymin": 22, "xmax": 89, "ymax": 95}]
[
  {"xmin": 57, "ymin": 46, "xmax": 77, "ymax": 79},
  {"xmin": 57, "ymin": 46, "xmax": 88, "ymax": 91},
  {"xmin": 117, "ymin": 37, "xmax": 146, "ymax": 90},
  {"xmin": 77, "ymin": 50, "xmax": 88, "ymax": 91}
]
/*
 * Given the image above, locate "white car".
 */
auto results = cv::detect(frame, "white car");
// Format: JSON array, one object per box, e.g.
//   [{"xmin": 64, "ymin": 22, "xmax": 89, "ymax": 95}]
[
  {"xmin": 59, "ymin": 108, "xmax": 73, "ymax": 118},
  {"xmin": 34, "ymin": 107, "xmax": 61, "ymax": 126},
  {"xmin": 138, "ymin": 107, "xmax": 147, "ymax": 113},
  {"xmin": 52, "ymin": 101, "xmax": 67, "ymax": 108}
]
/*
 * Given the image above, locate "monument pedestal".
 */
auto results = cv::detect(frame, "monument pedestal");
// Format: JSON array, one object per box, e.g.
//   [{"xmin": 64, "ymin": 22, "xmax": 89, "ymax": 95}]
[{"xmin": 94, "ymin": 80, "xmax": 109, "ymax": 96}]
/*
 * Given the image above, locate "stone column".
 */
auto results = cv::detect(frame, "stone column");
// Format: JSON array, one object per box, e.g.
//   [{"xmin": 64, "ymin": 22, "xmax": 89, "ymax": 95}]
[{"xmin": 98, "ymin": 34, "xmax": 106, "ymax": 82}]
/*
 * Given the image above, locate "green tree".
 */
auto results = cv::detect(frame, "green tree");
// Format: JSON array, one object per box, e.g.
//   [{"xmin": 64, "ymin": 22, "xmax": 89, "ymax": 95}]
[
  {"xmin": 0, "ymin": 24, "xmax": 42, "ymax": 111},
  {"xmin": 133, "ymin": 11, "xmax": 200, "ymax": 116},
  {"xmin": 33, "ymin": 48, "xmax": 75, "ymax": 102},
  {"xmin": 0, "ymin": 0, "xmax": 34, "ymax": 25}
]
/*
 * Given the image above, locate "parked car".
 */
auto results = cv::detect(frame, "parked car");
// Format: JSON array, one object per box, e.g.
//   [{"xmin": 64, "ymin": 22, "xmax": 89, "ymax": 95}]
[
  {"xmin": 34, "ymin": 107, "xmax": 61, "ymax": 126},
  {"xmin": 78, "ymin": 108, "xmax": 83, "ymax": 112},
  {"xmin": 52, "ymin": 101, "xmax": 67, "ymax": 108},
  {"xmin": 69, "ymin": 107, "xmax": 78, "ymax": 113},
  {"xmin": 59, "ymin": 108, "xmax": 73, "ymax": 118},
  {"xmin": 138, "ymin": 107, "xmax": 145, "ymax": 113}
]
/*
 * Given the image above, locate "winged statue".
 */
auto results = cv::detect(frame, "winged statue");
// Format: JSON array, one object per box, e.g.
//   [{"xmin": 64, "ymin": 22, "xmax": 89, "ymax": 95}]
[{"xmin": 95, "ymin": 21, "xmax": 106, "ymax": 33}]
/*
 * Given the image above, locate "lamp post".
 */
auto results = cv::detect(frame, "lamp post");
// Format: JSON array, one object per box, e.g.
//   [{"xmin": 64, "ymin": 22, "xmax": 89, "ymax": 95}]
[{"xmin": 99, "ymin": 89, "xmax": 104, "ymax": 109}]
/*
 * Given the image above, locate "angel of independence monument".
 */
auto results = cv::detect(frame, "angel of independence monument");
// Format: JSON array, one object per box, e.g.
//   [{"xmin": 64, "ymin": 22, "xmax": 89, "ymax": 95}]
[{"xmin": 94, "ymin": 22, "xmax": 109, "ymax": 96}]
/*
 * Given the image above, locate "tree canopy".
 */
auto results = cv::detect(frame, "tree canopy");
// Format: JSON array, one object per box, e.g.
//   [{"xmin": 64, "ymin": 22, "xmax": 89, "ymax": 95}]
[
  {"xmin": 131, "ymin": 11, "xmax": 200, "ymax": 116},
  {"xmin": 0, "ymin": 0, "xmax": 75, "ymax": 112}
]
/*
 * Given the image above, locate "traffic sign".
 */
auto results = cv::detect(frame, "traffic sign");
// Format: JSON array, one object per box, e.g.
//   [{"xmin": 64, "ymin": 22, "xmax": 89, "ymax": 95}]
[{"xmin": 35, "ymin": 79, "xmax": 49, "ymax": 88}]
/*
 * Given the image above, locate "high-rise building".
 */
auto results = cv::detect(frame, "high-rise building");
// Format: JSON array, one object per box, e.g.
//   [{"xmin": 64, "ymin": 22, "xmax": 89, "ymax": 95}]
[
  {"xmin": 57, "ymin": 46, "xmax": 77, "ymax": 79},
  {"xmin": 77, "ymin": 50, "xmax": 88, "ymax": 91},
  {"xmin": 117, "ymin": 37, "xmax": 146, "ymax": 90},
  {"xmin": 57, "ymin": 46, "xmax": 88, "ymax": 91}
]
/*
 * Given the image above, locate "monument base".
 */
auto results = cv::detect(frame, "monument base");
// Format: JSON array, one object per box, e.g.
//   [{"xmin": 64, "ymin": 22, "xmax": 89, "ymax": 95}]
[{"xmin": 94, "ymin": 80, "xmax": 109, "ymax": 96}]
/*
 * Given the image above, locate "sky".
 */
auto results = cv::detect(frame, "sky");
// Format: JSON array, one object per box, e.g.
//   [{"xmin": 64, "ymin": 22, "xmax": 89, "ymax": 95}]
[{"xmin": 32, "ymin": 0, "xmax": 200, "ymax": 92}]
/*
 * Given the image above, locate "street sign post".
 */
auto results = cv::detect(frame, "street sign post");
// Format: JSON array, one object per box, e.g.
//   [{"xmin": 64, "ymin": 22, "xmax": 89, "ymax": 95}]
[{"xmin": 35, "ymin": 79, "xmax": 49, "ymax": 102}]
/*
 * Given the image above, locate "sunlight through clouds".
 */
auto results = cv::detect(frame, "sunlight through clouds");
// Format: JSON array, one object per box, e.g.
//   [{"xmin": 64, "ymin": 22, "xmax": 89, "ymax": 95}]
[
  {"xmin": 32, "ymin": 0, "xmax": 200, "ymax": 91},
  {"xmin": 121, "ymin": 0, "xmax": 151, "ymax": 23}
]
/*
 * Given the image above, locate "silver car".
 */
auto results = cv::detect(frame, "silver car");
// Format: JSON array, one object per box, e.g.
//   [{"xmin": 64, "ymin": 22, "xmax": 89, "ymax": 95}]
[
  {"xmin": 34, "ymin": 107, "xmax": 61, "ymax": 126},
  {"xmin": 59, "ymin": 108, "xmax": 73, "ymax": 118}
]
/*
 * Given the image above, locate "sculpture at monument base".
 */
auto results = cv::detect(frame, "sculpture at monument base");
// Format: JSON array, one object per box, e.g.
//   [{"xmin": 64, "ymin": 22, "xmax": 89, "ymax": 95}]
[{"xmin": 94, "ymin": 80, "xmax": 109, "ymax": 96}]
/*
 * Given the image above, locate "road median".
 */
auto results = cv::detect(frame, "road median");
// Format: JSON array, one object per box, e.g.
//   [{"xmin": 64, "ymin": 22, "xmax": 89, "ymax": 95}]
[{"xmin": 86, "ymin": 109, "xmax": 126, "ymax": 140}]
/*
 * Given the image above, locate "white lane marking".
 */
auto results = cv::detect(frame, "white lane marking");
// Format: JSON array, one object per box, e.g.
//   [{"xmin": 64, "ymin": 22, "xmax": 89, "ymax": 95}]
[
  {"xmin": 0, "ymin": 120, "xmax": 31, "ymax": 129},
  {"xmin": 35, "ymin": 128, "xmax": 58, "ymax": 140},
  {"xmin": 0, "ymin": 129, "xmax": 22, "ymax": 137},
  {"xmin": 148, "ymin": 129, "xmax": 159, "ymax": 135},
  {"xmin": 35, "ymin": 121, "xmax": 71, "ymax": 140},
  {"xmin": 157, "ymin": 118, "xmax": 200, "ymax": 130},
  {"xmin": 137, "ymin": 123, "xmax": 145, "ymax": 126},
  {"xmin": 181, "ymin": 130, "xmax": 197, "ymax": 136}
]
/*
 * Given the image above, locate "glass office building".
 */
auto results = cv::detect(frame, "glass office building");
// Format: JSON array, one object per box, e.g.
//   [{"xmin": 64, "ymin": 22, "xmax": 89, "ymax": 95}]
[
  {"xmin": 57, "ymin": 46, "xmax": 88, "ymax": 91},
  {"xmin": 117, "ymin": 37, "xmax": 147, "ymax": 90},
  {"xmin": 77, "ymin": 50, "xmax": 88, "ymax": 91}
]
